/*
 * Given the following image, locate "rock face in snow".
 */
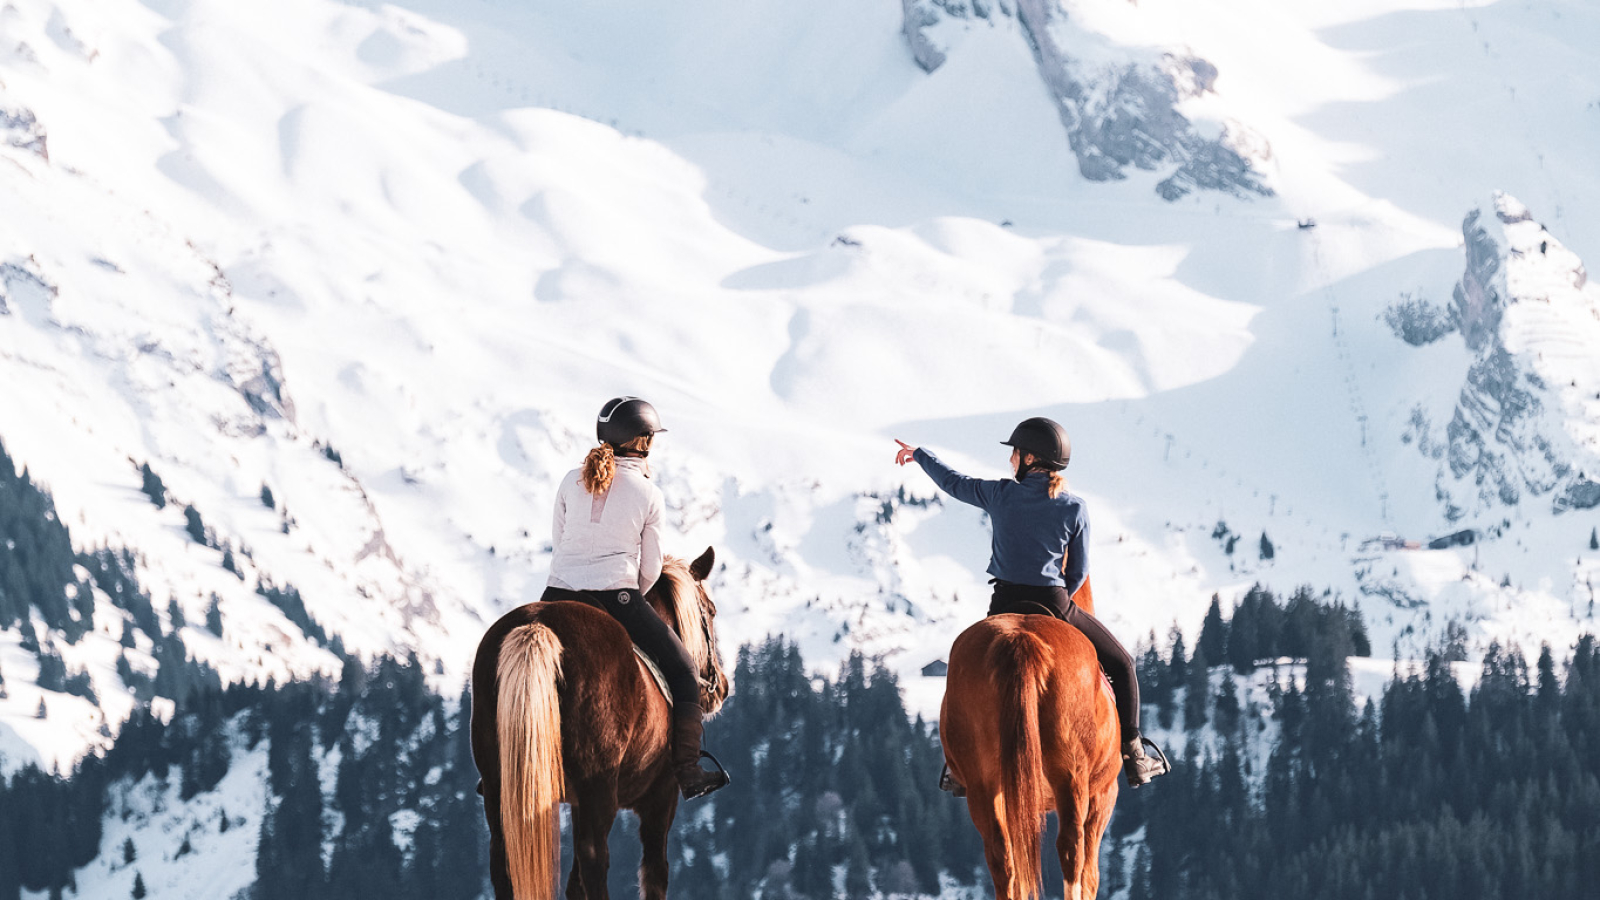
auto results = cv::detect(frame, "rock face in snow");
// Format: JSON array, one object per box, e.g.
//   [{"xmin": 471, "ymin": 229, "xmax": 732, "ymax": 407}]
[
  {"xmin": 1, "ymin": 105, "xmax": 48, "ymax": 160},
  {"xmin": 901, "ymin": 0, "xmax": 1271, "ymax": 200},
  {"xmin": 1427, "ymin": 194, "xmax": 1600, "ymax": 515},
  {"xmin": 902, "ymin": 0, "xmax": 1010, "ymax": 72}
]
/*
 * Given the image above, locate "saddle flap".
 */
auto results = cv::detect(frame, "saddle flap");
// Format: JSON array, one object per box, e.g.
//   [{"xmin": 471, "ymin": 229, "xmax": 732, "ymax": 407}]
[{"xmin": 633, "ymin": 646, "xmax": 673, "ymax": 708}]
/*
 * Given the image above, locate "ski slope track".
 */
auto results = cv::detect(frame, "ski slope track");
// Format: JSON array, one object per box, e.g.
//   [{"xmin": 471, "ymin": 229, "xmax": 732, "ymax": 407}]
[{"xmin": 2, "ymin": 0, "xmax": 1599, "ymax": 793}]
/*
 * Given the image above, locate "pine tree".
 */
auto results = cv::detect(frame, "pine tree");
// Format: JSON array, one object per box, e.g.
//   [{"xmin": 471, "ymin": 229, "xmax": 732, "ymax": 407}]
[
  {"xmin": 1214, "ymin": 673, "xmax": 1241, "ymax": 734},
  {"xmin": 121, "ymin": 837, "xmax": 135, "ymax": 864},
  {"xmin": 1259, "ymin": 531, "xmax": 1275, "ymax": 560},
  {"xmin": 258, "ymin": 692, "xmax": 326, "ymax": 899},
  {"xmin": 167, "ymin": 598, "xmax": 186, "ymax": 632},
  {"xmin": 1228, "ymin": 592, "xmax": 1260, "ymax": 673},
  {"xmin": 1536, "ymin": 643, "xmax": 1560, "ymax": 713},
  {"xmin": 1184, "ymin": 643, "xmax": 1210, "ymax": 729},
  {"xmin": 1127, "ymin": 844, "xmax": 1155, "ymax": 900},
  {"xmin": 131, "ymin": 873, "xmax": 145, "ymax": 899},
  {"xmin": 1591, "ymin": 527, "xmax": 1598, "ymax": 551},
  {"xmin": 204, "ymin": 594, "xmax": 224, "ymax": 637},
  {"xmin": 1199, "ymin": 594, "xmax": 1228, "ymax": 666},
  {"xmin": 138, "ymin": 464, "xmax": 165, "ymax": 509},
  {"xmin": 844, "ymin": 832, "xmax": 872, "ymax": 900},
  {"xmin": 1162, "ymin": 629, "xmax": 1188, "ymax": 729},
  {"xmin": 261, "ymin": 483, "xmax": 276, "ymax": 510},
  {"xmin": 183, "ymin": 505, "xmax": 206, "ymax": 546},
  {"xmin": 35, "ymin": 698, "xmax": 47, "ymax": 719}
]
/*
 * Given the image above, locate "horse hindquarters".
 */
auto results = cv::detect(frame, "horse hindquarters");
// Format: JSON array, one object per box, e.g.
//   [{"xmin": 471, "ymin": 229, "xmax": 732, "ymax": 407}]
[
  {"xmin": 946, "ymin": 624, "xmax": 1053, "ymax": 900},
  {"xmin": 497, "ymin": 624, "xmax": 567, "ymax": 900},
  {"xmin": 992, "ymin": 628, "xmax": 1053, "ymax": 900}
]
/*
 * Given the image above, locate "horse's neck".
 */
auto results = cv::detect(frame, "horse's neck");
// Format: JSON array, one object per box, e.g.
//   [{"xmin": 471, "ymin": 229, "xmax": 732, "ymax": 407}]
[{"xmin": 646, "ymin": 595, "xmax": 682, "ymax": 639}]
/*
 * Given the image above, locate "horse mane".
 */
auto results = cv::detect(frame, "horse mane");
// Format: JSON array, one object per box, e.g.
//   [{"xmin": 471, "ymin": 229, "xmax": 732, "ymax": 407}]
[{"xmin": 656, "ymin": 556, "xmax": 708, "ymax": 674}]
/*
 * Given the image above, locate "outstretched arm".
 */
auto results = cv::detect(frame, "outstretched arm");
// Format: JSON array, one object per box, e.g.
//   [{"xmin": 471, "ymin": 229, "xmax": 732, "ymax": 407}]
[{"xmin": 894, "ymin": 440, "xmax": 1003, "ymax": 510}]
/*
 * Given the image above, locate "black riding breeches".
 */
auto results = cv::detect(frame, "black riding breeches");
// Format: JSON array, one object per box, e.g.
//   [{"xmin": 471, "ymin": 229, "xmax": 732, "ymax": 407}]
[
  {"xmin": 541, "ymin": 586, "xmax": 702, "ymax": 721},
  {"xmin": 988, "ymin": 583, "xmax": 1141, "ymax": 737}
]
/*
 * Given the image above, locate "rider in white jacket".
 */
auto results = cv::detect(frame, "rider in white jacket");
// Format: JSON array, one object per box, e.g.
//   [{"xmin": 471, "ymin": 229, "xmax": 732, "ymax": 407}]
[
  {"xmin": 548, "ymin": 454, "xmax": 665, "ymax": 596},
  {"xmin": 541, "ymin": 397, "xmax": 729, "ymax": 800}
]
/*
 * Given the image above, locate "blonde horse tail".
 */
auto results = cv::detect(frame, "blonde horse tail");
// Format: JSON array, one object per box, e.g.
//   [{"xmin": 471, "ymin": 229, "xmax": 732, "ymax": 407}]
[
  {"xmin": 991, "ymin": 627, "xmax": 1051, "ymax": 900},
  {"xmin": 498, "ymin": 624, "xmax": 565, "ymax": 899}
]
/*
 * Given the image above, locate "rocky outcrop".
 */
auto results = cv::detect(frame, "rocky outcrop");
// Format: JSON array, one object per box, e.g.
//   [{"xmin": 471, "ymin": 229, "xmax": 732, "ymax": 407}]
[
  {"xmin": 902, "ymin": 0, "xmax": 1012, "ymax": 72},
  {"xmin": 899, "ymin": 0, "xmax": 1270, "ymax": 200},
  {"xmin": 0, "ymin": 256, "xmax": 57, "ymax": 319},
  {"xmin": 1450, "ymin": 209, "xmax": 1504, "ymax": 351},
  {"xmin": 1425, "ymin": 194, "xmax": 1600, "ymax": 515},
  {"xmin": 1, "ymin": 106, "xmax": 49, "ymax": 161}
]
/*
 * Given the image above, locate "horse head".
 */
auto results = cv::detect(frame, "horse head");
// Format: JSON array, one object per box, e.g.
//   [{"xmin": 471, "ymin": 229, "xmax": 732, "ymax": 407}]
[{"xmin": 653, "ymin": 546, "xmax": 731, "ymax": 716}]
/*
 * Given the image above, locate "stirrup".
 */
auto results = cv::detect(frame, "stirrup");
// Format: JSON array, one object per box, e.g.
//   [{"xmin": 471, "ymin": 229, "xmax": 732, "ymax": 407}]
[
  {"xmin": 679, "ymin": 750, "xmax": 731, "ymax": 800},
  {"xmin": 938, "ymin": 764, "xmax": 966, "ymax": 798},
  {"xmin": 1123, "ymin": 736, "xmax": 1171, "ymax": 788}
]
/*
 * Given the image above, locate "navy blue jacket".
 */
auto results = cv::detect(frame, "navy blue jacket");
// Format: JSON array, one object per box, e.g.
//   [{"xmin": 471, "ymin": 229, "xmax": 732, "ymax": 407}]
[{"xmin": 913, "ymin": 447, "xmax": 1089, "ymax": 593}]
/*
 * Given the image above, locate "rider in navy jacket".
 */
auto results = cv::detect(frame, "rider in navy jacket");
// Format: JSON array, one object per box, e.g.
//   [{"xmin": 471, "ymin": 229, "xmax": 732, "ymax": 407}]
[
  {"xmin": 911, "ymin": 446, "xmax": 1089, "ymax": 594},
  {"xmin": 898, "ymin": 418, "xmax": 1170, "ymax": 789}
]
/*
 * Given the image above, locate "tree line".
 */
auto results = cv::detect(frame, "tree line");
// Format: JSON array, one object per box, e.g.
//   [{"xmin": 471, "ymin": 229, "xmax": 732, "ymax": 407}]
[{"xmin": 1114, "ymin": 587, "xmax": 1600, "ymax": 900}]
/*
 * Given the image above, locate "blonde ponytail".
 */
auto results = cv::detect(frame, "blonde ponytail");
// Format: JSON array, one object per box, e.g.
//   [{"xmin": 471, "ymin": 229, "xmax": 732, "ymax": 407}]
[
  {"xmin": 1046, "ymin": 472, "xmax": 1068, "ymax": 499},
  {"xmin": 581, "ymin": 444, "xmax": 616, "ymax": 494},
  {"xmin": 579, "ymin": 435, "xmax": 653, "ymax": 495}
]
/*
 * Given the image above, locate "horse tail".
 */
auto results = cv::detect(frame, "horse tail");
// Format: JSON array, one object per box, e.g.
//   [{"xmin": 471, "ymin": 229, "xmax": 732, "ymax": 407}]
[
  {"xmin": 497, "ymin": 623, "xmax": 565, "ymax": 900},
  {"xmin": 990, "ymin": 627, "xmax": 1052, "ymax": 900}
]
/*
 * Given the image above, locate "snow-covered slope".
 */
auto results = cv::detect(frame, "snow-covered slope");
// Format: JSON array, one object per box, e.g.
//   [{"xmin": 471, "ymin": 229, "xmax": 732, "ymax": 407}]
[{"xmin": 3, "ymin": 0, "xmax": 1600, "ymax": 780}]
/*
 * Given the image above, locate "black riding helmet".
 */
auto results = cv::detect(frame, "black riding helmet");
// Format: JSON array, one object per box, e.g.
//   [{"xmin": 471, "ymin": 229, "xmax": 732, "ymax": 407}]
[
  {"xmin": 597, "ymin": 396, "xmax": 668, "ymax": 447},
  {"xmin": 1001, "ymin": 417, "xmax": 1071, "ymax": 472}
]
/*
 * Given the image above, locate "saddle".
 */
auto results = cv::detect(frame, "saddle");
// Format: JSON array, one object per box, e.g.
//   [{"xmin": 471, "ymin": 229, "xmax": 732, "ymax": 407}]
[{"xmin": 988, "ymin": 598, "xmax": 1069, "ymax": 621}]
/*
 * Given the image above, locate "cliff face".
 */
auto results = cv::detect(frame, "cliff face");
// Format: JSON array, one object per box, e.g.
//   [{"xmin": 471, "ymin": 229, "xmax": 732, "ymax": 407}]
[
  {"xmin": 902, "ymin": 0, "xmax": 1271, "ymax": 200},
  {"xmin": 1429, "ymin": 194, "xmax": 1600, "ymax": 515}
]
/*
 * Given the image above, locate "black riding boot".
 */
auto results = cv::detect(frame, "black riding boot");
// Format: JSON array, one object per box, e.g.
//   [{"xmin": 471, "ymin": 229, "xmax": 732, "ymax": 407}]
[{"xmin": 672, "ymin": 715, "xmax": 730, "ymax": 800}]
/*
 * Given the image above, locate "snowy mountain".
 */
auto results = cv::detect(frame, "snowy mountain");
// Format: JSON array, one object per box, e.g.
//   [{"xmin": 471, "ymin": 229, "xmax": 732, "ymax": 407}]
[{"xmin": 1, "ymin": 0, "xmax": 1599, "ymax": 837}]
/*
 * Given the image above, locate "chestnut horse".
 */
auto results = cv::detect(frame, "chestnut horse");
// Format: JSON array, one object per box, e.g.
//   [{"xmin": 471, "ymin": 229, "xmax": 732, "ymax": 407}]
[
  {"xmin": 940, "ymin": 579, "xmax": 1121, "ymax": 900},
  {"xmin": 471, "ymin": 548, "xmax": 730, "ymax": 900}
]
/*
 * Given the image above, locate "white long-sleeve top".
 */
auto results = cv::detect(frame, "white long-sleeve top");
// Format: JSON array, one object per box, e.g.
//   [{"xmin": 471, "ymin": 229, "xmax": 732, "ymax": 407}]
[{"xmin": 547, "ymin": 457, "xmax": 665, "ymax": 594}]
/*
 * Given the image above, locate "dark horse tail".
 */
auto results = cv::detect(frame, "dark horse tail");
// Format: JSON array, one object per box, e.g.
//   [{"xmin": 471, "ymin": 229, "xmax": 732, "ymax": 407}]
[
  {"xmin": 989, "ymin": 626, "xmax": 1051, "ymax": 900},
  {"xmin": 497, "ymin": 623, "xmax": 565, "ymax": 899}
]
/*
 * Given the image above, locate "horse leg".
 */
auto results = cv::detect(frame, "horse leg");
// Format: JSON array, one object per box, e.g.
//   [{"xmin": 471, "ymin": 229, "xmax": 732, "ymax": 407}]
[
  {"xmin": 634, "ymin": 780, "xmax": 680, "ymax": 900},
  {"xmin": 967, "ymin": 793, "xmax": 1020, "ymax": 900},
  {"xmin": 564, "ymin": 806, "xmax": 586, "ymax": 900},
  {"xmin": 479, "ymin": 774, "xmax": 516, "ymax": 900},
  {"xmin": 1078, "ymin": 790, "xmax": 1116, "ymax": 900},
  {"xmin": 1053, "ymin": 790, "xmax": 1089, "ymax": 900},
  {"xmin": 571, "ymin": 783, "xmax": 620, "ymax": 900}
]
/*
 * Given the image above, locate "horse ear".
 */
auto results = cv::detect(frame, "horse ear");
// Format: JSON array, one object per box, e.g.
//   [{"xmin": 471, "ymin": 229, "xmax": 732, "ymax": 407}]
[{"xmin": 689, "ymin": 547, "xmax": 715, "ymax": 581}]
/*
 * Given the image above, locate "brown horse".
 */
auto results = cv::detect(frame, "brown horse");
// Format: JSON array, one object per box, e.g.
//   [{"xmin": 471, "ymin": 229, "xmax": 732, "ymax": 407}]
[
  {"xmin": 471, "ymin": 548, "xmax": 730, "ymax": 900},
  {"xmin": 940, "ymin": 579, "xmax": 1121, "ymax": 900}
]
